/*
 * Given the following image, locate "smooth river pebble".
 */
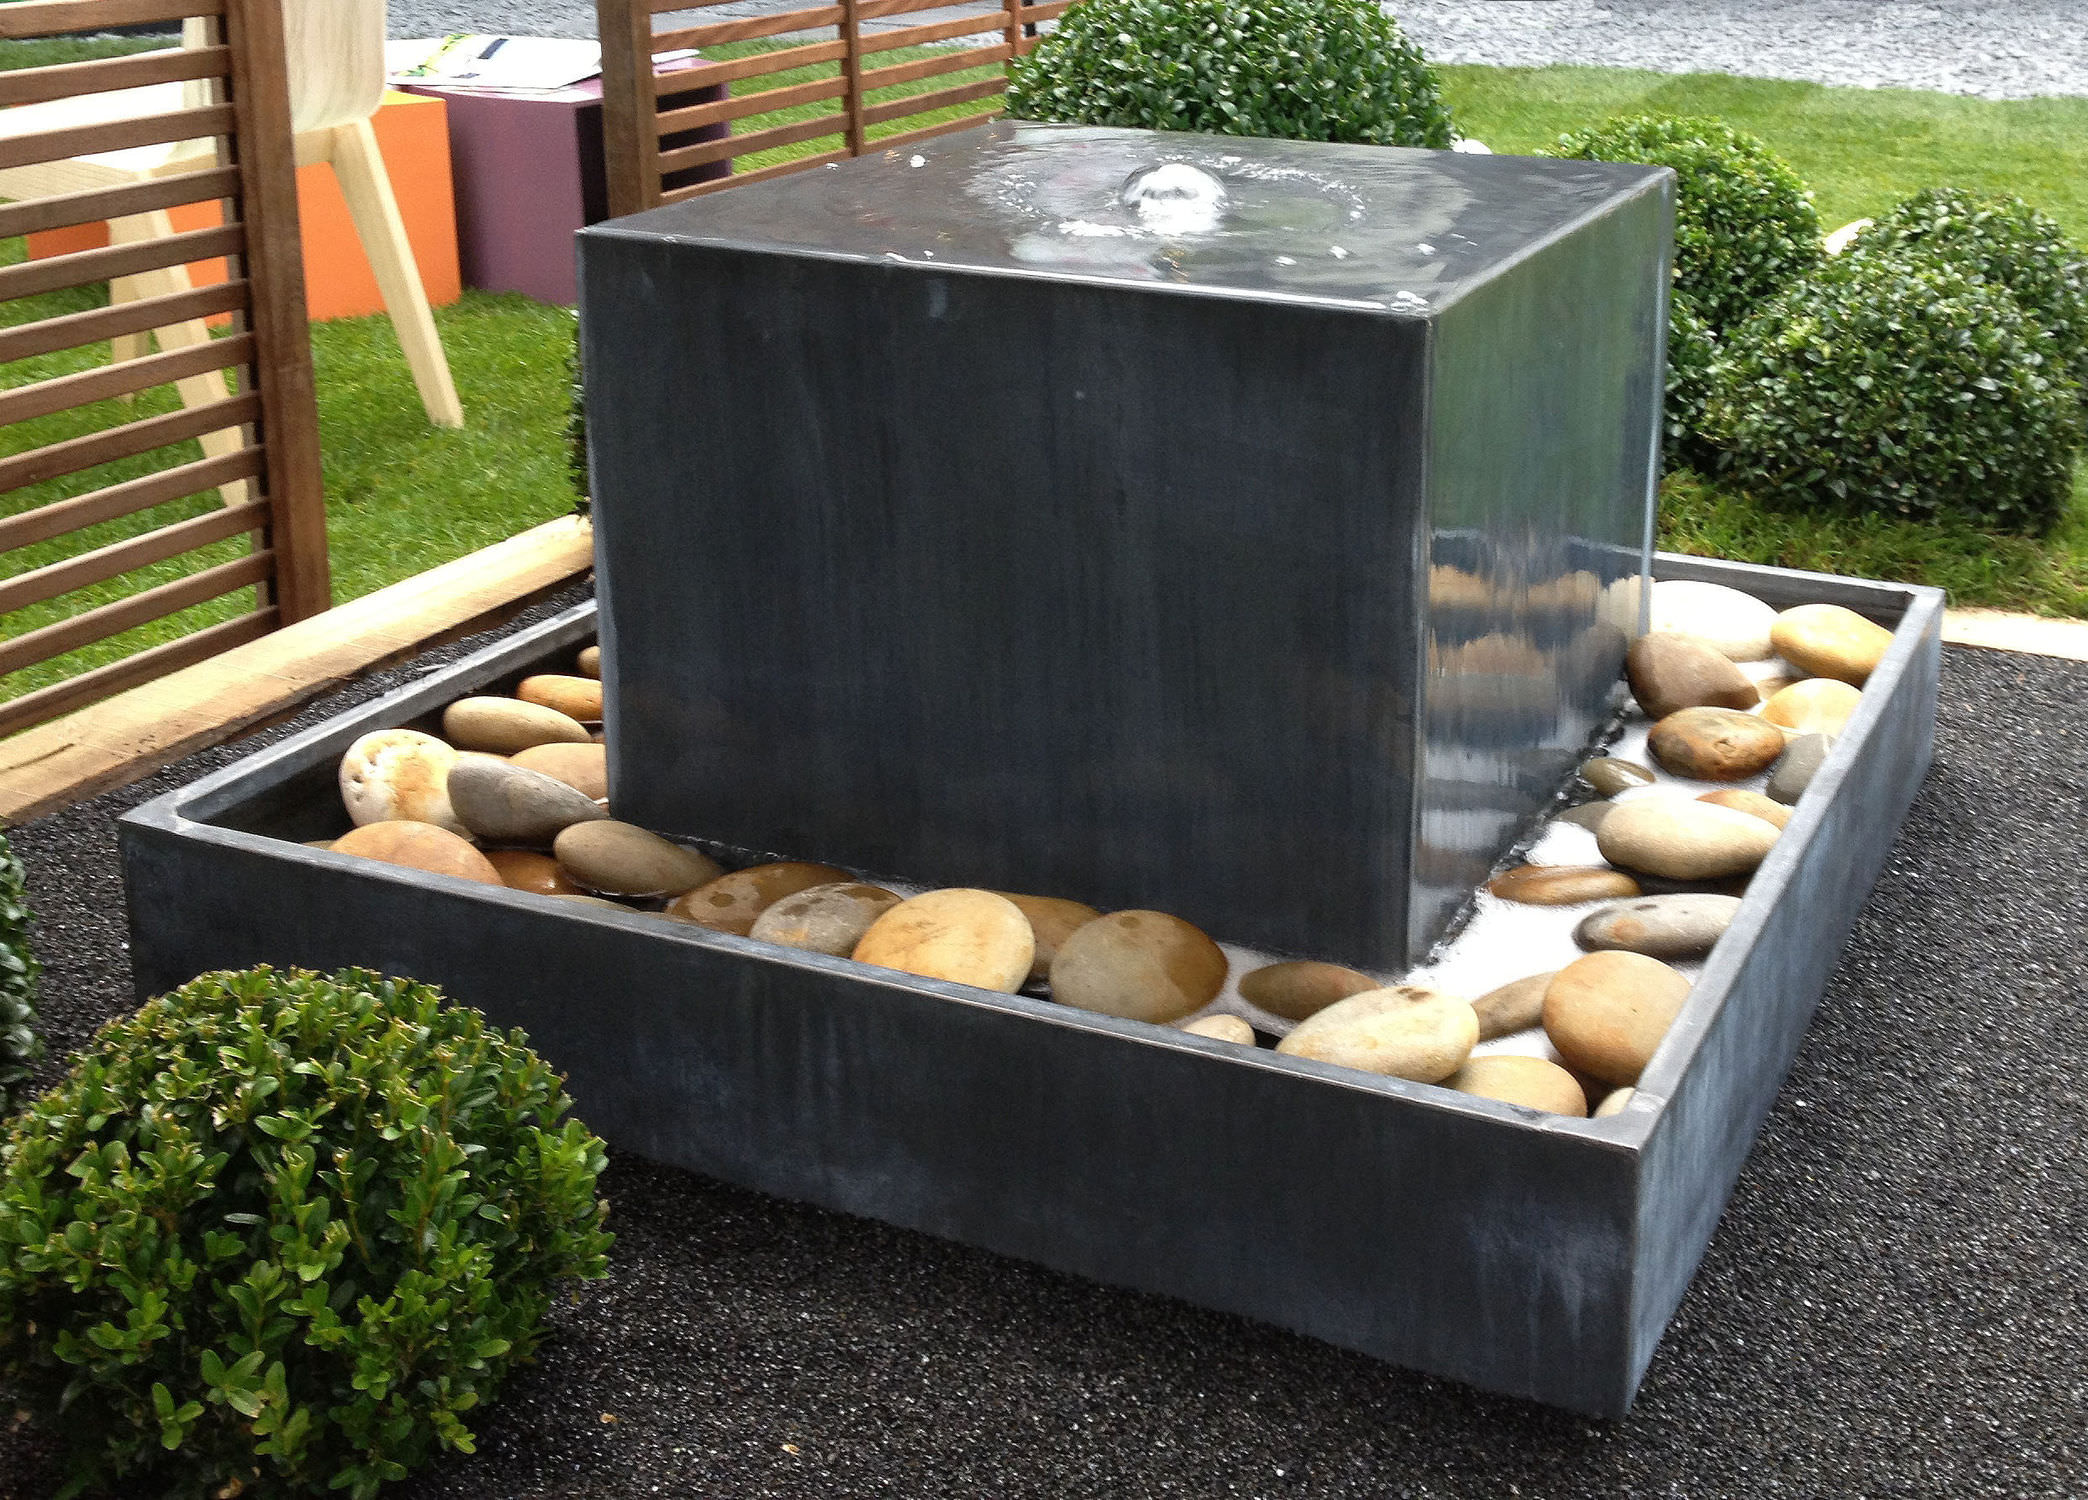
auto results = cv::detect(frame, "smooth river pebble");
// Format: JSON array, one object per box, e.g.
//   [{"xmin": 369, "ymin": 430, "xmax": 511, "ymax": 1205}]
[{"xmin": 1276, "ymin": 986, "xmax": 1478, "ymax": 1083}]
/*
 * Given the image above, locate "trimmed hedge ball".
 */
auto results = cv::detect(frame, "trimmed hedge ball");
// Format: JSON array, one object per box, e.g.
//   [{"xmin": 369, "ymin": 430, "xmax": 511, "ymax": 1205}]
[
  {"xmin": 0, "ymin": 831, "xmax": 41, "ymax": 1120},
  {"xmin": 1550, "ymin": 115, "xmax": 1821, "ymax": 335},
  {"xmin": 1006, "ymin": 0, "xmax": 1454, "ymax": 149},
  {"xmin": 0, "ymin": 966, "xmax": 612, "ymax": 1500},
  {"xmin": 1702, "ymin": 251, "xmax": 2085, "ymax": 533},
  {"xmin": 1664, "ymin": 292, "xmax": 1721, "ymax": 472}
]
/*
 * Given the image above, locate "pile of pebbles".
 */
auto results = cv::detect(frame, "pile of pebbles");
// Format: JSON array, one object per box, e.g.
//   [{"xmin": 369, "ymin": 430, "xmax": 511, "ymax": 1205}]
[{"xmin": 318, "ymin": 579, "xmax": 1888, "ymax": 1126}]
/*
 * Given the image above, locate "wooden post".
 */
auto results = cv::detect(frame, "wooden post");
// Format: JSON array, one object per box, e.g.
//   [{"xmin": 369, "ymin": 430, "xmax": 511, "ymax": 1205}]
[
  {"xmin": 222, "ymin": 0, "xmax": 330, "ymax": 622},
  {"xmin": 597, "ymin": 0, "xmax": 657, "ymax": 217},
  {"xmin": 841, "ymin": 0, "xmax": 864, "ymax": 157},
  {"xmin": 1003, "ymin": 0, "xmax": 1022, "ymax": 56}
]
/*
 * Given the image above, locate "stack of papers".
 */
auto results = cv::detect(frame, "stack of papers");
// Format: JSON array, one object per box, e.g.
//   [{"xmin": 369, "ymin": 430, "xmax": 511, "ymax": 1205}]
[{"xmin": 386, "ymin": 35, "xmax": 605, "ymax": 93}]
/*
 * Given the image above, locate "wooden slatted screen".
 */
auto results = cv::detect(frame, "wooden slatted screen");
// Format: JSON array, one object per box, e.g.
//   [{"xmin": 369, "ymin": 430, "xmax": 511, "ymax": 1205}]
[
  {"xmin": 600, "ymin": 0, "xmax": 1069, "ymax": 216},
  {"xmin": 0, "ymin": 0, "xmax": 327, "ymax": 738}
]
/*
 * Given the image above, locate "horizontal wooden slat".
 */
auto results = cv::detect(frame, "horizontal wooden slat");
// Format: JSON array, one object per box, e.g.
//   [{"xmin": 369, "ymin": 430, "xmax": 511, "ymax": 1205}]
[
  {"xmin": 862, "ymin": 11, "xmax": 1008, "ymax": 50},
  {"xmin": 861, "ymin": 41, "xmax": 1010, "ymax": 92},
  {"xmin": 0, "ymin": 165, "xmax": 242, "ymax": 240},
  {"xmin": 0, "ymin": 221, "xmax": 243, "ymax": 302},
  {"xmin": 0, "ymin": 0, "xmax": 219, "ymax": 40},
  {"xmin": 661, "ymin": 148, "xmax": 850, "ymax": 203},
  {"xmin": 861, "ymin": 75, "xmax": 1005, "ymax": 126},
  {"xmin": 868, "ymin": 107, "xmax": 1006, "ymax": 152},
  {"xmin": 653, "ymin": 38, "xmax": 845, "ymax": 91},
  {"xmin": 0, "ymin": 332, "xmax": 252, "ymax": 428},
  {"xmin": 1015, "ymin": 0, "xmax": 1070, "ymax": 20},
  {"xmin": 0, "ymin": 497, "xmax": 268, "ymax": 616},
  {"xmin": 0, "ymin": 45, "xmax": 228, "ymax": 109},
  {"xmin": 0, "ymin": 547, "xmax": 273, "ymax": 677},
  {"xmin": 859, "ymin": 0, "xmax": 999, "ymax": 19},
  {"xmin": 648, "ymin": 0, "xmax": 744, "ymax": 11},
  {"xmin": 656, "ymin": 73, "xmax": 845, "ymax": 133},
  {"xmin": 0, "ymin": 393, "xmax": 259, "ymax": 494},
  {"xmin": 658, "ymin": 111, "xmax": 847, "ymax": 173},
  {"xmin": 0, "ymin": 279, "xmax": 247, "ymax": 366},
  {"xmin": 0, "ymin": 606, "xmax": 274, "ymax": 740},
  {"xmin": 0, "ymin": 102, "xmax": 234, "ymax": 172},
  {"xmin": 655, "ymin": 3, "xmax": 842, "ymax": 50},
  {"xmin": 0, "ymin": 446, "xmax": 265, "ymax": 554}
]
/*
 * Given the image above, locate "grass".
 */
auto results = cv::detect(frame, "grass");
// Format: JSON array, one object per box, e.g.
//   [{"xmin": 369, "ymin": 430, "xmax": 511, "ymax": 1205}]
[{"xmin": 7, "ymin": 44, "xmax": 2088, "ymax": 714}]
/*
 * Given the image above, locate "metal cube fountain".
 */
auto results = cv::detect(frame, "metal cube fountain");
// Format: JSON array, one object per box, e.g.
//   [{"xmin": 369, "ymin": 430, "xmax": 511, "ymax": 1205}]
[{"xmin": 577, "ymin": 122, "xmax": 1670, "ymax": 968}]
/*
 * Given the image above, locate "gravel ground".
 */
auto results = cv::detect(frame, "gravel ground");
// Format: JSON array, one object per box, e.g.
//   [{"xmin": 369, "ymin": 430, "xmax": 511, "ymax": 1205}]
[
  {"xmin": 3, "ymin": 602, "xmax": 2087, "ymax": 1497},
  {"xmin": 382, "ymin": 0, "xmax": 2088, "ymax": 100}
]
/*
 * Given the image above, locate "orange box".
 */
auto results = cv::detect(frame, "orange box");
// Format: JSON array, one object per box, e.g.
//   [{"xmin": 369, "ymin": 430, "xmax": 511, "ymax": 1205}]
[{"xmin": 26, "ymin": 91, "xmax": 459, "ymax": 323}]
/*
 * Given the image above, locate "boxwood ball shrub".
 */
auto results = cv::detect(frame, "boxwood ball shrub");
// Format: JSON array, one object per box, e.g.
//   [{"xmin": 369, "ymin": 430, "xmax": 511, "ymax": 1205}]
[
  {"xmin": 1703, "ymin": 252, "xmax": 2085, "ymax": 532},
  {"xmin": 1845, "ymin": 187, "xmax": 2088, "ymax": 395},
  {"xmin": 1005, "ymin": 0, "xmax": 1454, "ymax": 149},
  {"xmin": 0, "ymin": 966, "xmax": 612, "ymax": 1500},
  {"xmin": 1664, "ymin": 292, "xmax": 1719, "ymax": 471},
  {"xmin": 1550, "ymin": 116, "xmax": 1820, "ymax": 335},
  {"xmin": 0, "ymin": 831, "xmax": 42, "ymax": 1118}
]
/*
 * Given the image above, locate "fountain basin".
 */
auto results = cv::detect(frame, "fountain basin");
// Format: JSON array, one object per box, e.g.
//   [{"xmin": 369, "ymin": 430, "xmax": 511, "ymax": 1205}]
[{"xmin": 120, "ymin": 553, "xmax": 1940, "ymax": 1417}]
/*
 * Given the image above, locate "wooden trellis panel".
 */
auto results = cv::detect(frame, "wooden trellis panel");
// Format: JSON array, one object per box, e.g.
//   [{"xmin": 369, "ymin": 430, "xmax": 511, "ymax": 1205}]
[
  {"xmin": 599, "ymin": 0, "xmax": 1068, "ymax": 217},
  {"xmin": 0, "ymin": 0, "xmax": 327, "ymax": 738}
]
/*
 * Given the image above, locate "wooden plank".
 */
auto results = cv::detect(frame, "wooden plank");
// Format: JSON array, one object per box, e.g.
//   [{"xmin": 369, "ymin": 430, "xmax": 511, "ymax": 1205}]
[
  {"xmin": 0, "ymin": 497, "xmax": 269, "ymax": 616},
  {"xmin": 0, "ymin": 447, "xmax": 265, "ymax": 554},
  {"xmin": 0, "ymin": 516, "xmax": 595, "ymax": 825},
  {"xmin": 0, "ymin": 393, "xmax": 260, "ymax": 494},
  {"xmin": 222, "ymin": 0, "xmax": 329, "ymax": 622},
  {"xmin": 861, "ymin": 41, "xmax": 1009, "ymax": 92},
  {"xmin": 0, "ymin": 607, "xmax": 274, "ymax": 741},
  {"xmin": 0, "ymin": 332, "xmax": 253, "ymax": 428},
  {"xmin": 861, "ymin": 75, "xmax": 1004, "ymax": 126},
  {"xmin": 862, "ymin": 11, "xmax": 1007, "ymax": 50},
  {"xmin": 1015, "ymin": 0, "xmax": 1070, "ymax": 20},
  {"xmin": 0, "ymin": 279, "xmax": 248, "ymax": 366},
  {"xmin": 0, "ymin": 165, "xmax": 242, "ymax": 241},
  {"xmin": 647, "ymin": 0, "xmax": 743, "ymax": 12},
  {"xmin": 0, "ymin": 103, "xmax": 236, "ymax": 172},
  {"xmin": 0, "ymin": 46, "xmax": 229, "ymax": 108},
  {"xmin": 656, "ymin": 39, "xmax": 846, "ymax": 92},
  {"xmin": 0, "ymin": 0, "xmax": 220, "ymax": 40},
  {"xmin": 860, "ymin": 0, "xmax": 998, "ymax": 19},
  {"xmin": 661, "ymin": 148, "xmax": 851, "ymax": 202},
  {"xmin": 866, "ymin": 107, "xmax": 1005, "ymax": 150},
  {"xmin": 655, "ymin": 4, "xmax": 844, "ymax": 51},
  {"xmin": 840, "ymin": 0, "xmax": 864, "ymax": 156},
  {"xmin": 0, "ymin": 221, "xmax": 244, "ymax": 302},
  {"xmin": 655, "ymin": 74, "xmax": 845, "ymax": 134},
  {"xmin": 0, "ymin": 547, "xmax": 274, "ymax": 677},
  {"xmin": 598, "ymin": 0, "xmax": 658, "ymax": 216},
  {"xmin": 658, "ymin": 110, "xmax": 847, "ymax": 174}
]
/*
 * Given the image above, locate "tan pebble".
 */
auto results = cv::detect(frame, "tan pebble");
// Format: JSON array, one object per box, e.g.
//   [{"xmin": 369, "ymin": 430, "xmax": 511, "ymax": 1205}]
[
  {"xmin": 749, "ymin": 882, "xmax": 903, "ymax": 956},
  {"xmin": 1447, "ymin": 1055, "xmax": 1588, "ymax": 1116},
  {"xmin": 1594, "ymin": 1087, "xmax": 1636, "ymax": 1118},
  {"xmin": 1698, "ymin": 788, "xmax": 1793, "ymax": 829},
  {"xmin": 485, "ymin": 849, "xmax": 583, "ymax": 897},
  {"xmin": 332, "ymin": 821, "xmax": 502, "ymax": 886},
  {"xmin": 991, "ymin": 892, "xmax": 1103, "ymax": 983},
  {"xmin": 852, "ymin": 889, "xmax": 1034, "ymax": 992},
  {"xmin": 665, "ymin": 862, "xmax": 855, "ymax": 936},
  {"xmin": 517, "ymin": 673, "xmax": 604, "ymax": 723},
  {"xmin": 1179, "ymin": 1014, "xmax": 1256, "ymax": 1045},
  {"xmin": 1237, "ymin": 960, "xmax": 1380, "ymax": 1022},
  {"xmin": 338, "ymin": 729, "xmax": 466, "ymax": 835},
  {"xmin": 1275, "ymin": 985, "xmax": 1477, "ymax": 1083},
  {"xmin": 511, "ymin": 742, "xmax": 609, "ymax": 801},
  {"xmin": 1543, "ymin": 952, "xmax": 1691, "ymax": 1086},
  {"xmin": 1597, "ymin": 798, "xmax": 1779, "ymax": 880},
  {"xmin": 576, "ymin": 644, "xmax": 602, "ymax": 679},
  {"xmin": 555, "ymin": 893, "xmax": 631, "ymax": 910},
  {"xmin": 1625, "ymin": 633, "xmax": 1759, "ymax": 719},
  {"xmin": 1647, "ymin": 706, "xmax": 1787, "ymax": 780},
  {"xmin": 443, "ymin": 696, "xmax": 591, "ymax": 754},
  {"xmin": 301, "ymin": 839, "xmax": 338, "ymax": 850},
  {"xmin": 1048, "ymin": 910, "xmax": 1228, "ymax": 1023},
  {"xmin": 1555, "ymin": 803, "xmax": 1613, "ymax": 834},
  {"xmin": 553, "ymin": 821, "xmax": 723, "ymax": 897},
  {"xmin": 1486, "ymin": 864, "xmax": 1641, "ymax": 905},
  {"xmin": 1579, "ymin": 757, "xmax": 1656, "ymax": 797},
  {"xmin": 1771, "ymin": 603, "xmax": 1893, "ymax": 686},
  {"xmin": 1760, "ymin": 678, "xmax": 1862, "ymax": 737},
  {"xmin": 447, "ymin": 758, "xmax": 610, "ymax": 846},
  {"xmin": 1471, "ymin": 971, "xmax": 1556, "ymax": 1041}
]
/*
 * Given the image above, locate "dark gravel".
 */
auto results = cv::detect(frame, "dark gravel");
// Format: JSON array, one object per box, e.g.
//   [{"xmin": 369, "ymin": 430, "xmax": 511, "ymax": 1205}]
[{"xmin": 5, "ymin": 621, "xmax": 2087, "ymax": 1498}]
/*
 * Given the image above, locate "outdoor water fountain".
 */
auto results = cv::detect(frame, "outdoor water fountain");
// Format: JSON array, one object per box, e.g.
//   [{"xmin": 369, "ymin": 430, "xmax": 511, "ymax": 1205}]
[{"xmin": 120, "ymin": 122, "xmax": 1941, "ymax": 1415}]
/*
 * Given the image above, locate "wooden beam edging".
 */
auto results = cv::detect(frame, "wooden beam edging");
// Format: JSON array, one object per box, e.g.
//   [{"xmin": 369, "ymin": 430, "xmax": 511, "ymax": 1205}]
[{"xmin": 0, "ymin": 516, "xmax": 594, "ymax": 827}]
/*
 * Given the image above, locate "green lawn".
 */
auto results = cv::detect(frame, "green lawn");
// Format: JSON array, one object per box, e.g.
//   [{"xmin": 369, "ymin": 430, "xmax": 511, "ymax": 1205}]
[{"xmin": 8, "ymin": 48, "xmax": 2088, "ymax": 714}]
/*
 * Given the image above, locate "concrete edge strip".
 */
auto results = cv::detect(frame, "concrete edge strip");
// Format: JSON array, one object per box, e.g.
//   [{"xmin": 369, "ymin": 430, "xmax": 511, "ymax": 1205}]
[{"xmin": 1941, "ymin": 608, "xmax": 2088, "ymax": 663}]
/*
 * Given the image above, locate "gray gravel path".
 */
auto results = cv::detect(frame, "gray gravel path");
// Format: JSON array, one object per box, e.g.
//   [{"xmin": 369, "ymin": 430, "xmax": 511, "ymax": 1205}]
[
  {"xmin": 4, "ymin": 600, "xmax": 2087, "ymax": 1497},
  {"xmin": 384, "ymin": 0, "xmax": 2088, "ymax": 100}
]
